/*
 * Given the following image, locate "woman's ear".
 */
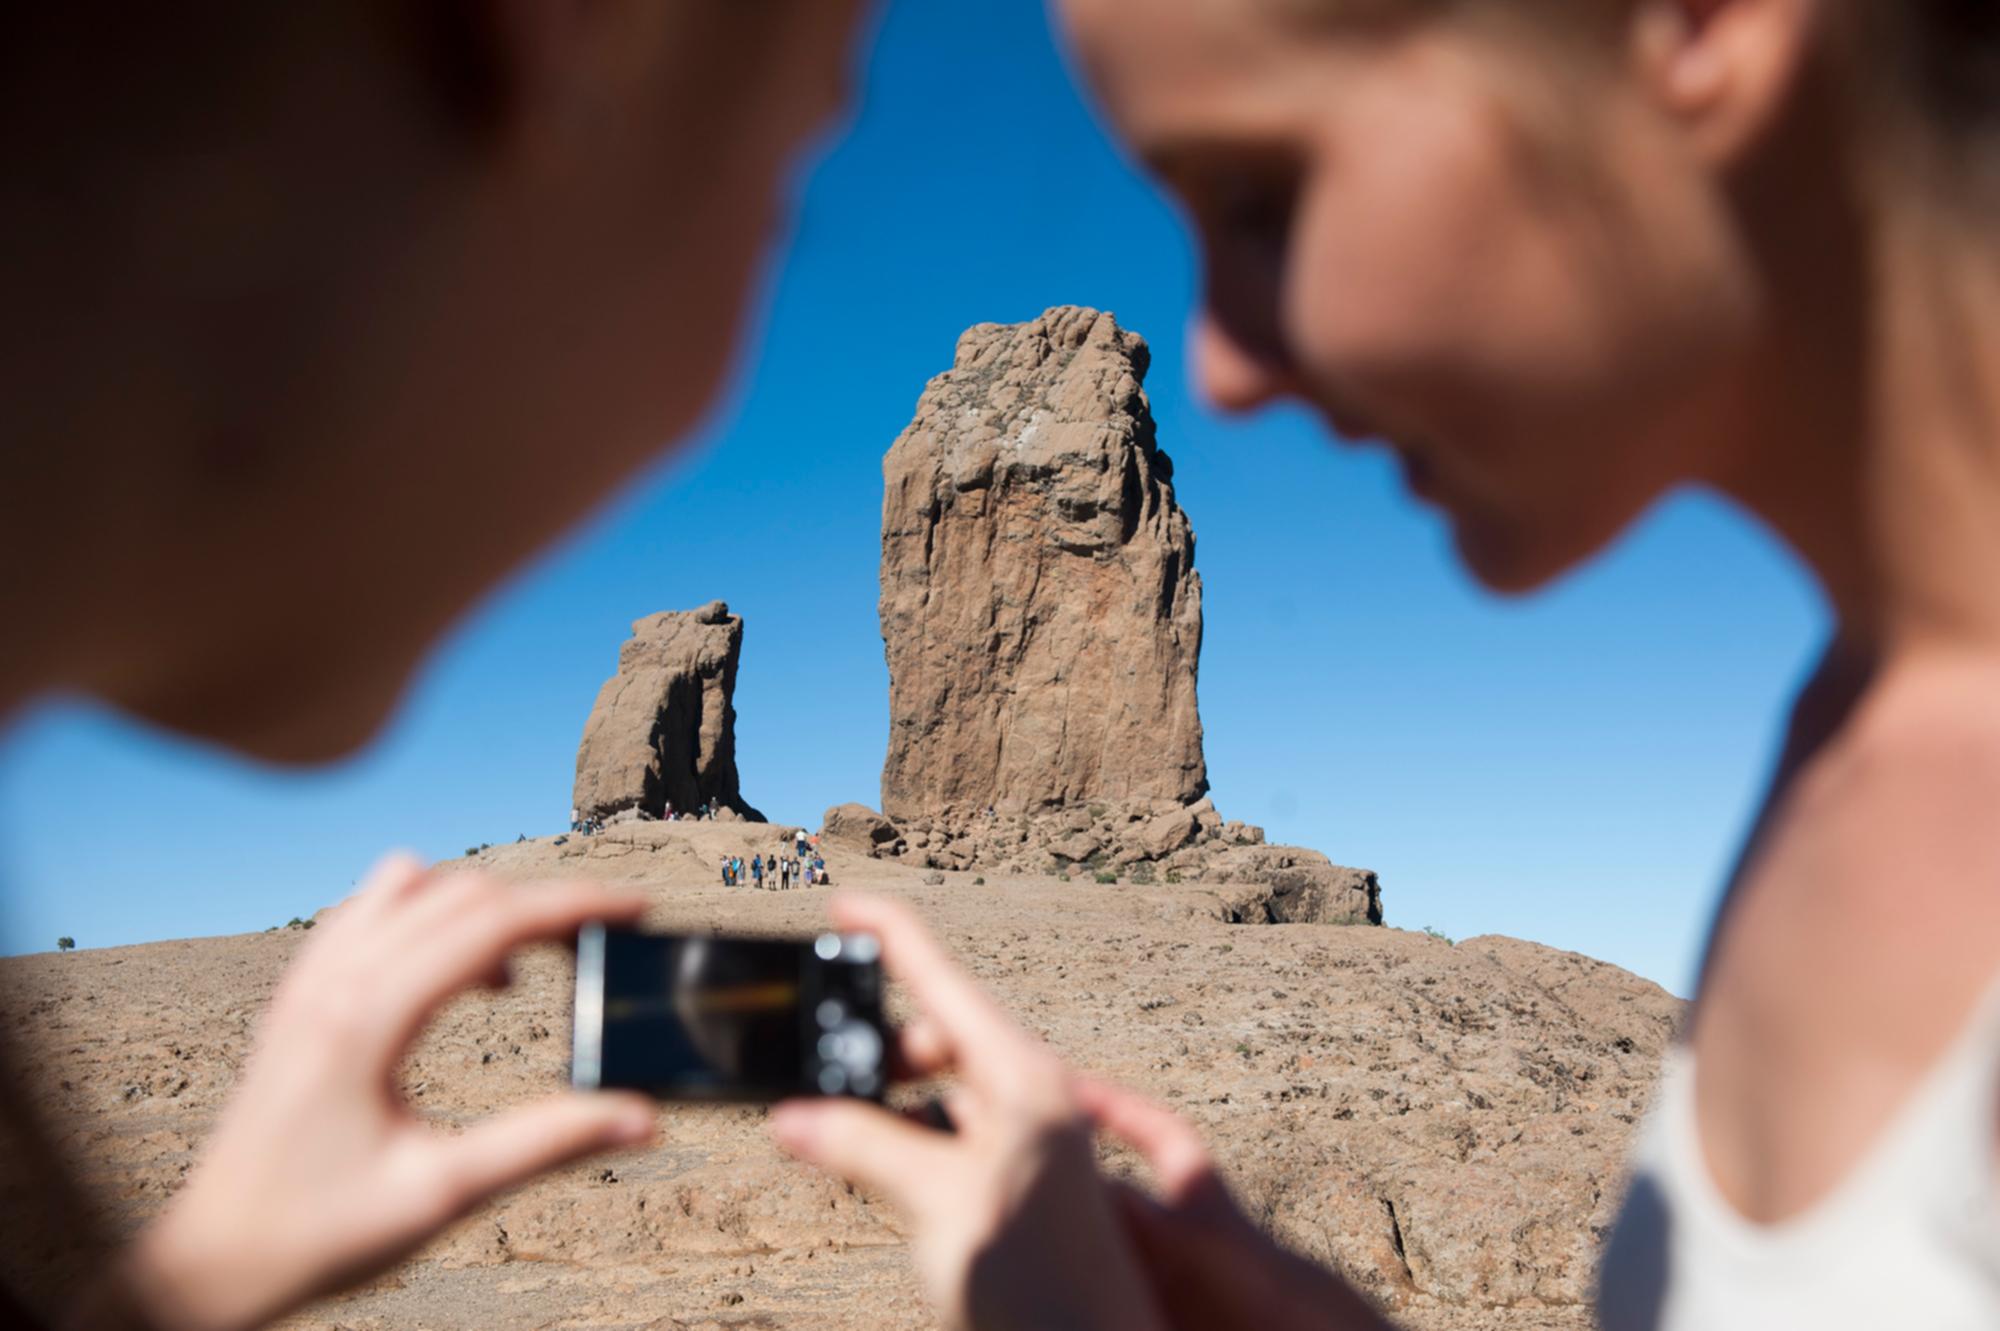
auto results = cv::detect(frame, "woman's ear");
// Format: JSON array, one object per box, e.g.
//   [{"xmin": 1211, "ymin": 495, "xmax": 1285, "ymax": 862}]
[{"xmin": 1630, "ymin": 0, "xmax": 1823, "ymax": 167}]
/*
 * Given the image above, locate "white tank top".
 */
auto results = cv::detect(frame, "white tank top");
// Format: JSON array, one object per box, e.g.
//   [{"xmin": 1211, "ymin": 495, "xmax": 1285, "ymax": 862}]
[{"xmin": 1598, "ymin": 985, "xmax": 2000, "ymax": 1329}]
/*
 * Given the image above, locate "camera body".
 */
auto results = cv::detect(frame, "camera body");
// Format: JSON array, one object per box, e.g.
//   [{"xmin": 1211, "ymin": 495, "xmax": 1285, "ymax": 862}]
[{"xmin": 571, "ymin": 924, "xmax": 887, "ymax": 1101}]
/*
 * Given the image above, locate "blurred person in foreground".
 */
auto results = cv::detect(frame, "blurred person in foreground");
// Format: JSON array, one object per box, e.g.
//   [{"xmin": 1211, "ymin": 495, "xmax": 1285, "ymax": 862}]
[
  {"xmin": 770, "ymin": 0, "xmax": 2000, "ymax": 1328},
  {"xmin": 0, "ymin": 2, "xmax": 869, "ymax": 1328}
]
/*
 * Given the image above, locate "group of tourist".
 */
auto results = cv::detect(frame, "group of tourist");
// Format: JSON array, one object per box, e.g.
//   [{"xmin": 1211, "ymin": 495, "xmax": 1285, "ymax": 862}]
[
  {"xmin": 719, "ymin": 844, "xmax": 828, "ymax": 890},
  {"xmin": 560, "ymin": 805, "xmax": 826, "ymax": 891},
  {"xmin": 568, "ymin": 797, "xmax": 734, "ymax": 837}
]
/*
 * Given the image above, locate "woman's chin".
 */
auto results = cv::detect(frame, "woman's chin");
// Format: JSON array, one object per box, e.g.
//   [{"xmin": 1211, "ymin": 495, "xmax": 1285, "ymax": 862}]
[
  {"xmin": 124, "ymin": 646, "xmax": 416, "ymax": 769},
  {"xmin": 1450, "ymin": 516, "xmax": 1580, "ymax": 597}
]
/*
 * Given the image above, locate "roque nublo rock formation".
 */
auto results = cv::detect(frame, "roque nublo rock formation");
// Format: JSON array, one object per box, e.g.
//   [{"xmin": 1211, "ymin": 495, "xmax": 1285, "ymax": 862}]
[
  {"xmin": 879, "ymin": 306, "xmax": 1206, "ymax": 821},
  {"xmin": 843, "ymin": 307, "xmax": 1380, "ymax": 926},
  {"xmin": 572, "ymin": 601, "xmax": 763, "ymax": 824}
]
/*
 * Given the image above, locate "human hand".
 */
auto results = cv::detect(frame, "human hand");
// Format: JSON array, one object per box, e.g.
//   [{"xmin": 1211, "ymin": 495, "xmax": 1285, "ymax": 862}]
[
  {"xmin": 1076, "ymin": 1079, "xmax": 1392, "ymax": 1331},
  {"xmin": 103, "ymin": 855, "xmax": 656, "ymax": 1331},
  {"xmin": 768, "ymin": 893, "xmax": 1168, "ymax": 1331}
]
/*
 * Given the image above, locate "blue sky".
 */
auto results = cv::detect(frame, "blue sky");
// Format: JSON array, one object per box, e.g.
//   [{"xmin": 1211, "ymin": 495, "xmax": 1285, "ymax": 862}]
[{"xmin": 0, "ymin": 0, "xmax": 1825, "ymax": 995}]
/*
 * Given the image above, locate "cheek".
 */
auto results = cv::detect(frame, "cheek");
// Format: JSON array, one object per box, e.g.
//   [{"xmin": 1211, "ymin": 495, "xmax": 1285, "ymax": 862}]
[
  {"xmin": 1284, "ymin": 89, "xmax": 1610, "ymax": 440},
  {"xmin": 1280, "ymin": 81, "xmax": 1734, "ymax": 588}
]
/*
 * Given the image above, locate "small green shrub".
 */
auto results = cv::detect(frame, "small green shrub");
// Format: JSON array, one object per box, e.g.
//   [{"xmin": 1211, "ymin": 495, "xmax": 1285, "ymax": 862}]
[
  {"xmin": 1422, "ymin": 925, "xmax": 1454, "ymax": 945},
  {"xmin": 1059, "ymin": 872, "xmax": 1071, "ymax": 882},
  {"xmin": 466, "ymin": 847, "xmax": 479, "ymax": 856},
  {"xmin": 1235, "ymin": 1044, "xmax": 1252, "ymax": 1057},
  {"xmin": 973, "ymin": 877, "xmax": 985, "ymax": 885},
  {"xmin": 1094, "ymin": 871, "xmax": 1118, "ymax": 885},
  {"xmin": 1088, "ymin": 805, "xmax": 1107, "ymax": 819},
  {"xmin": 1165, "ymin": 871, "xmax": 1182, "ymax": 884},
  {"xmin": 55, "ymin": 937, "xmax": 74, "ymax": 953}
]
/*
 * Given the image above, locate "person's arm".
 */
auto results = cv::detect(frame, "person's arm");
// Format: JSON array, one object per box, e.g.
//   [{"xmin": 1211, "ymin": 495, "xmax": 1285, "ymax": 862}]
[
  {"xmin": 770, "ymin": 895, "xmax": 1169, "ymax": 1331},
  {"xmin": 60, "ymin": 856, "xmax": 656, "ymax": 1331}
]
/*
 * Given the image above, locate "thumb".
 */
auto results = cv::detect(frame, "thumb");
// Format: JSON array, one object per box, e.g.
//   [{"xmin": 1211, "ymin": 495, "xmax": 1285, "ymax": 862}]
[
  {"xmin": 770, "ymin": 1098, "xmax": 955, "ymax": 1211},
  {"xmin": 427, "ymin": 1092, "xmax": 657, "ymax": 1215}
]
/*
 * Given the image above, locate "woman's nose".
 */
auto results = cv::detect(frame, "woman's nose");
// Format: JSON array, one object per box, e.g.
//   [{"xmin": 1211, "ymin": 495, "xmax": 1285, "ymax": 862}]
[{"xmin": 1192, "ymin": 311, "xmax": 1295, "ymax": 413}]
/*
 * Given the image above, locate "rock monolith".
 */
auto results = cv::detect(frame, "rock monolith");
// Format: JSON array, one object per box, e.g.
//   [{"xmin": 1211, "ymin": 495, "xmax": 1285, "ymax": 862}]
[
  {"xmin": 573, "ymin": 601, "xmax": 763, "ymax": 823},
  {"xmin": 879, "ymin": 306, "xmax": 1206, "ymax": 821}
]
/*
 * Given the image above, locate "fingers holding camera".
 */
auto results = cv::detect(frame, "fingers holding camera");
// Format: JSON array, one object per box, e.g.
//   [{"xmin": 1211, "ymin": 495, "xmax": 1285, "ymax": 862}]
[
  {"xmin": 112, "ymin": 859, "xmax": 654, "ymax": 1331},
  {"xmin": 377, "ymin": 874, "xmax": 644, "ymax": 1041},
  {"xmin": 827, "ymin": 894, "xmax": 1029, "ymax": 1070},
  {"xmin": 271, "ymin": 863, "xmax": 645, "ymax": 1069},
  {"xmin": 777, "ymin": 896, "xmax": 1170, "ymax": 1331}
]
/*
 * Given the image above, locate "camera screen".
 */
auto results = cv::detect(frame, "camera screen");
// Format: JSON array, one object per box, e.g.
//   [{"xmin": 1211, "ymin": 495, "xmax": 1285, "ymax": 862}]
[{"xmin": 572, "ymin": 926, "xmax": 884, "ymax": 1101}]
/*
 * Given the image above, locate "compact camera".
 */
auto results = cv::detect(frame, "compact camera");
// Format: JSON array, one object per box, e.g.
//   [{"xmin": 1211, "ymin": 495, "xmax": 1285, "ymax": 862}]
[{"xmin": 570, "ymin": 924, "xmax": 888, "ymax": 1101}]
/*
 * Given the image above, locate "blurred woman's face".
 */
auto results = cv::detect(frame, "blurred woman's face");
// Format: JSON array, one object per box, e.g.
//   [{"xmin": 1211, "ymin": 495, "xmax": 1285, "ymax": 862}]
[{"xmin": 1059, "ymin": 0, "xmax": 1762, "ymax": 591}]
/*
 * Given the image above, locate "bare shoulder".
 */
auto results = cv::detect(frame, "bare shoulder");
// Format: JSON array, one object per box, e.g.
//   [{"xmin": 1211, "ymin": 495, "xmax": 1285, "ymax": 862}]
[
  {"xmin": 1691, "ymin": 648, "xmax": 2000, "ymax": 1219},
  {"xmin": 1732, "ymin": 649, "xmax": 2000, "ymax": 994},
  {"xmin": 1808, "ymin": 650, "xmax": 2000, "ymax": 897}
]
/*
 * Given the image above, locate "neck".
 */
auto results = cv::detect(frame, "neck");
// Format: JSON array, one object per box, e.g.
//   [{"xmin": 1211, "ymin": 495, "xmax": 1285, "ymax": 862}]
[
  {"xmin": 1860, "ymin": 208, "xmax": 2000, "ymax": 656},
  {"xmin": 1722, "ymin": 199, "xmax": 2000, "ymax": 667}
]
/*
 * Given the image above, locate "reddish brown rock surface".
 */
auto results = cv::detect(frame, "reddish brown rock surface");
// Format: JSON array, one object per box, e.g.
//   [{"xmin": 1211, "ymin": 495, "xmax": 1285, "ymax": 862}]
[
  {"xmin": 878, "ymin": 306, "xmax": 1206, "ymax": 822},
  {"xmin": 572, "ymin": 601, "xmax": 763, "ymax": 824}
]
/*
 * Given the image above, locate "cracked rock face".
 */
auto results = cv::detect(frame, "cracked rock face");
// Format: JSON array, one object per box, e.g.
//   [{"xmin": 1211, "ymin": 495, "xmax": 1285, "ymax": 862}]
[
  {"xmin": 878, "ymin": 306, "xmax": 1206, "ymax": 822},
  {"xmin": 572, "ymin": 601, "xmax": 763, "ymax": 824}
]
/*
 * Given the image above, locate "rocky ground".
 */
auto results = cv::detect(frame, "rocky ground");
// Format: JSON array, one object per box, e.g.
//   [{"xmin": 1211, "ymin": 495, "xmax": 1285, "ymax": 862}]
[
  {"xmin": 823, "ymin": 798, "xmax": 1384, "ymax": 926},
  {"xmin": 0, "ymin": 822, "xmax": 1680, "ymax": 1330}
]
